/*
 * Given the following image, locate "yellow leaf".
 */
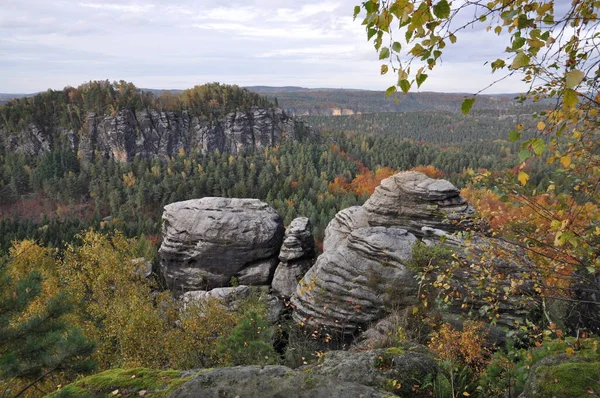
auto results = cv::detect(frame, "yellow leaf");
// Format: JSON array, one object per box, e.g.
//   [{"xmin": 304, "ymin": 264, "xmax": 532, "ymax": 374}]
[
  {"xmin": 565, "ymin": 69, "xmax": 584, "ymax": 89},
  {"xmin": 566, "ymin": 347, "xmax": 574, "ymax": 356},
  {"xmin": 463, "ymin": 392, "xmax": 471, "ymax": 396},
  {"xmin": 560, "ymin": 156, "xmax": 572, "ymax": 168},
  {"xmin": 536, "ymin": 121, "xmax": 546, "ymax": 130},
  {"xmin": 518, "ymin": 171, "xmax": 529, "ymax": 186},
  {"xmin": 563, "ymin": 88, "xmax": 578, "ymax": 109}
]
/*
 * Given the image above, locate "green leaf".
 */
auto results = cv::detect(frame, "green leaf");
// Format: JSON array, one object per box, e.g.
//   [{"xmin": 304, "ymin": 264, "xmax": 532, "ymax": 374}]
[
  {"xmin": 563, "ymin": 88, "xmax": 578, "ymax": 109},
  {"xmin": 353, "ymin": 5, "xmax": 361, "ymax": 20},
  {"xmin": 461, "ymin": 98, "xmax": 475, "ymax": 114},
  {"xmin": 511, "ymin": 52, "xmax": 530, "ymax": 69},
  {"xmin": 379, "ymin": 47, "xmax": 390, "ymax": 60},
  {"xmin": 364, "ymin": 0, "xmax": 378, "ymax": 13},
  {"xmin": 517, "ymin": 14, "xmax": 531, "ymax": 28},
  {"xmin": 381, "ymin": 64, "xmax": 389, "ymax": 75},
  {"xmin": 399, "ymin": 79, "xmax": 411, "ymax": 93},
  {"xmin": 531, "ymin": 138, "xmax": 545, "ymax": 155},
  {"xmin": 449, "ymin": 33, "xmax": 457, "ymax": 43},
  {"xmin": 512, "ymin": 37, "xmax": 526, "ymax": 50},
  {"xmin": 416, "ymin": 73, "xmax": 428, "ymax": 87},
  {"xmin": 565, "ymin": 69, "xmax": 584, "ymax": 89},
  {"xmin": 392, "ymin": 41, "xmax": 402, "ymax": 52},
  {"xmin": 367, "ymin": 28, "xmax": 377, "ymax": 41},
  {"xmin": 519, "ymin": 149, "xmax": 531, "ymax": 162},
  {"xmin": 433, "ymin": 0, "xmax": 451, "ymax": 19},
  {"xmin": 508, "ymin": 130, "xmax": 521, "ymax": 142},
  {"xmin": 385, "ymin": 86, "xmax": 397, "ymax": 97}
]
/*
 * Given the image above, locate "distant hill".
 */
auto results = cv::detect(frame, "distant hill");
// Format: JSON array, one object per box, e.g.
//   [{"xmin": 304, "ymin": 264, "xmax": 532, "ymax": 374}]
[
  {"xmin": 0, "ymin": 93, "xmax": 34, "ymax": 105},
  {"xmin": 244, "ymin": 87, "xmax": 526, "ymax": 116},
  {"xmin": 1, "ymin": 85, "xmax": 539, "ymax": 114}
]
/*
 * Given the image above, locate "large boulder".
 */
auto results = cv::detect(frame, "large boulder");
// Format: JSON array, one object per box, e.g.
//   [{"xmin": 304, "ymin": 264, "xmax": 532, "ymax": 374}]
[
  {"xmin": 169, "ymin": 365, "xmax": 388, "ymax": 398},
  {"xmin": 309, "ymin": 345, "xmax": 438, "ymax": 396},
  {"xmin": 272, "ymin": 217, "xmax": 316, "ymax": 297},
  {"xmin": 363, "ymin": 171, "xmax": 475, "ymax": 236},
  {"xmin": 291, "ymin": 226, "xmax": 418, "ymax": 333},
  {"xmin": 291, "ymin": 172, "xmax": 475, "ymax": 334},
  {"xmin": 159, "ymin": 198, "xmax": 284, "ymax": 294},
  {"xmin": 520, "ymin": 354, "xmax": 600, "ymax": 398},
  {"xmin": 183, "ymin": 285, "xmax": 285, "ymax": 323}
]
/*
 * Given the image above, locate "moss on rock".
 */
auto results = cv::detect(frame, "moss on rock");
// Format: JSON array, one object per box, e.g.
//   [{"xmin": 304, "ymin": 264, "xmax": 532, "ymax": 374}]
[{"xmin": 48, "ymin": 368, "xmax": 197, "ymax": 398}]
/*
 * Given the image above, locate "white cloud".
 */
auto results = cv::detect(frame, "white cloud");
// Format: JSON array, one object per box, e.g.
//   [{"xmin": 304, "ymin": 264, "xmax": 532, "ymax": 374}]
[{"xmin": 0, "ymin": 0, "xmax": 531, "ymax": 94}]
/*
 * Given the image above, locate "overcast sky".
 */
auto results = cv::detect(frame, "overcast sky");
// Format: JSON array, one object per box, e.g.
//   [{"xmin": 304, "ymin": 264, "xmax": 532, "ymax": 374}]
[{"xmin": 0, "ymin": 0, "xmax": 530, "ymax": 93}]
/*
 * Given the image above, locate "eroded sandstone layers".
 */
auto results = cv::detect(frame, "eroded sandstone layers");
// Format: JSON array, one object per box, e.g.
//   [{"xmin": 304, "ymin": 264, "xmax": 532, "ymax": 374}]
[
  {"xmin": 291, "ymin": 171, "xmax": 475, "ymax": 333},
  {"xmin": 271, "ymin": 217, "xmax": 316, "ymax": 297},
  {"xmin": 159, "ymin": 197, "xmax": 284, "ymax": 294}
]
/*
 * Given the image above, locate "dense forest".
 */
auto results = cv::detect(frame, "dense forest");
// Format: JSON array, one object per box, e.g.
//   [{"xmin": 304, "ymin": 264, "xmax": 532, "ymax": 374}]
[
  {"xmin": 0, "ymin": 80, "xmax": 272, "ymax": 133},
  {"xmin": 0, "ymin": 126, "xmax": 558, "ymax": 254},
  {"xmin": 0, "ymin": 81, "xmax": 592, "ymax": 398}
]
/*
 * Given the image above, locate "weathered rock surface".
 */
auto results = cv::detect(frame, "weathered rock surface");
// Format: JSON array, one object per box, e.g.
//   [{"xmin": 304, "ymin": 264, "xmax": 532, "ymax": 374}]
[
  {"xmin": 292, "ymin": 172, "xmax": 476, "ymax": 334},
  {"xmin": 159, "ymin": 198, "xmax": 284, "ymax": 294},
  {"xmin": 292, "ymin": 226, "xmax": 418, "ymax": 333},
  {"xmin": 309, "ymin": 345, "xmax": 437, "ymax": 396},
  {"xmin": 519, "ymin": 354, "xmax": 600, "ymax": 398},
  {"xmin": 364, "ymin": 171, "xmax": 475, "ymax": 236},
  {"xmin": 169, "ymin": 365, "xmax": 388, "ymax": 398},
  {"xmin": 272, "ymin": 217, "xmax": 316, "ymax": 297},
  {"xmin": 183, "ymin": 285, "xmax": 285, "ymax": 323},
  {"xmin": 4, "ymin": 107, "xmax": 313, "ymax": 160}
]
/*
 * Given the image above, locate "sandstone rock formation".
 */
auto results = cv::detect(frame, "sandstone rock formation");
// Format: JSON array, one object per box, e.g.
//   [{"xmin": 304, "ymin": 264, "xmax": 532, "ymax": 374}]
[
  {"xmin": 4, "ymin": 107, "xmax": 313, "ymax": 160},
  {"xmin": 292, "ymin": 171, "xmax": 537, "ymax": 334},
  {"xmin": 292, "ymin": 226, "xmax": 418, "ymax": 333},
  {"xmin": 159, "ymin": 198, "xmax": 284, "ymax": 294},
  {"xmin": 309, "ymin": 345, "xmax": 437, "ymax": 396},
  {"xmin": 271, "ymin": 217, "xmax": 316, "ymax": 297},
  {"xmin": 183, "ymin": 285, "xmax": 284, "ymax": 323},
  {"xmin": 169, "ymin": 365, "xmax": 388, "ymax": 398},
  {"xmin": 291, "ymin": 171, "xmax": 475, "ymax": 334},
  {"xmin": 363, "ymin": 171, "xmax": 475, "ymax": 236}
]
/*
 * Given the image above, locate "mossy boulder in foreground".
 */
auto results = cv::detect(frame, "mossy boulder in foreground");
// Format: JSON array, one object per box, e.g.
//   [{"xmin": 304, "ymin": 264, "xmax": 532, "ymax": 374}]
[
  {"xmin": 521, "ymin": 354, "xmax": 600, "ymax": 398},
  {"xmin": 48, "ymin": 368, "xmax": 196, "ymax": 398},
  {"xmin": 169, "ymin": 365, "xmax": 389, "ymax": 398}
]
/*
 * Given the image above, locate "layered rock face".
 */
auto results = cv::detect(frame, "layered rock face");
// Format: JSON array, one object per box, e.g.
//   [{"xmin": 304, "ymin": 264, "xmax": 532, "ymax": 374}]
[
  {"xmin": 291, "ymin": 171, "xmax": 474, "ymax": 333},
  {"xmin": 363, "ymin": 171, "xmax": 475, "ymax": 235},
  {"xmin": 271, "ymin": 217, "xmax": 316, "ymax": 297},
  {"xmin": 159, "ymin": 198, "xmax": 284, "ymax": 294},
  {"xmin": 292, "ymin": 171, "xmax": 538, "ymax": 333},
  {"xmin": 4, "ymin": 107, "xmax": 312, "ymax": 160},
  {"xmin": 170, "ymin": 365, "xmax": 388, "ymax": 398}
]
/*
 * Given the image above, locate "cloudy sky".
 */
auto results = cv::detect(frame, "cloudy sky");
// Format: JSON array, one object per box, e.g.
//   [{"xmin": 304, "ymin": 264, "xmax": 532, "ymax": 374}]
[{"xmin": 0, "ymin": 0, "xmax": 529, "ymax": 93}]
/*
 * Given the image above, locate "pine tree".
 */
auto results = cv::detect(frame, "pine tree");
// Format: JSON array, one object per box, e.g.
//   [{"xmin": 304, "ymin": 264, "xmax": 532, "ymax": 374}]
[{"xmin": 0, "ymin": 268, "xmax": 96, "ymax": 397}]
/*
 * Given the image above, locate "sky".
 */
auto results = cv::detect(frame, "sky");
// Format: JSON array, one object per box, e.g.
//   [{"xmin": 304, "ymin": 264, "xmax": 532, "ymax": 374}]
[{"xmin": 0, "ymin": 0, "xmax": 530, "ymax": 94}]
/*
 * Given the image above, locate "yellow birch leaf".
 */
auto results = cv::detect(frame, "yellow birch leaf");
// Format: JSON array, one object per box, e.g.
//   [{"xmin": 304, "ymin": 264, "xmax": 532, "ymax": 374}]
[
  {"xmin": 560, "ymin": 155, "xmax": 572, "ymax": 168},
  {"xmin": 518, "ymin": 171, "xmax": 529, "ymax": 186},
  {"xmin": 537, "ymin": 121, "xmax": 546, "ymax": 130}
]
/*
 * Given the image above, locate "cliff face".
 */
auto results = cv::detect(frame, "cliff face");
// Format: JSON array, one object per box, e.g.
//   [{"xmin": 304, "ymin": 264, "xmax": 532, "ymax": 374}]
[{"xmin": 2, "ymin": 107, "xmax": 312, "ymax": 161}]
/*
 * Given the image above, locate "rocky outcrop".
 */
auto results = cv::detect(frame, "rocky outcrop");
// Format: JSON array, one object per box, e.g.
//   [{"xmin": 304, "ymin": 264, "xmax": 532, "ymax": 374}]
[
  {"xmin": 291, "ymin": 172, "xmax": 476, "ymax": 334},
  {"xmin": 169, "ymin": 365, "xmax": 388, "ymax": 398},
  {"xmin": 292, "ymin": 226, "xmax": 418, "ymax": 333},
  {"xmin": 519, "ymin": 354, "xmax": 600, "ymax": 398},
  {"xmin": 292, "ymin": 171, "xmax": 538, "ymax": 334},
  {"xmin": 271, "ymin": 217, "xmax": 316, "ymax": 297},
  {"xmin": 159, "ymin": 198, "xmax": 284, "ymax": 294},
  {"xmin": 309, "ymin": 345, "xmax": 437, "ymax": 396},
  {"xmin": 363, "ymin": 171, "xmax": 475, "ymax": 236},
  {"xmin": 4, "ymin": 107, "xmax": 313, "ymax": 160},
  {"xmin": 183, "ymin": 285, "xmax": 284, "ymax": 323}
]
